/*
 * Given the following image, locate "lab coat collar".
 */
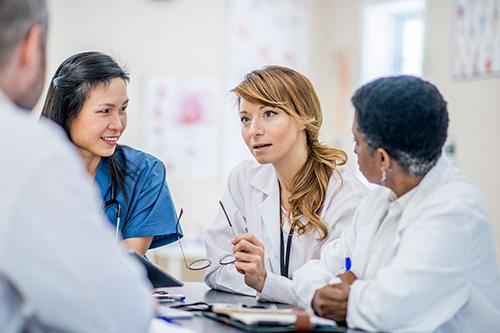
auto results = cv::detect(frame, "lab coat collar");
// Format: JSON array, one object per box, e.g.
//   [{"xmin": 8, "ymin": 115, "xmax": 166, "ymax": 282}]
[
  {"xmin": 362, "ymin": 155, "xmax": 449, "ymax": 260},
  {"xmin": 0, "ymin": 89, "xmax": 14, "ymax": 109},
  {"xmin": 249, "ymin": 163, "xmax": 277, "ymax": 195},
  {"xmin": 390, "ymin": 181, "xmax": 415, "ymax": 213},
  {"xmin": 395, "ymin": 154, "xmax": 448, "ymax": 234},
  {"xmin": 0, "ymin": 89, "xmax": 34, "ymax": 115}
]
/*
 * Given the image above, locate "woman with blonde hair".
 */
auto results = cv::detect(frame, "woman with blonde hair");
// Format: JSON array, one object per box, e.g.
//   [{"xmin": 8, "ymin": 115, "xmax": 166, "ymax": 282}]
[{"xmin": 204, "ymin": 66, "xmax": 367, "ymax": 303}]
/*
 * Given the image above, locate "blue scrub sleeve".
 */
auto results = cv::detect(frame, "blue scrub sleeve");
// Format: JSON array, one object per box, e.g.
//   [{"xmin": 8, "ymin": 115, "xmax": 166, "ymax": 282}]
[{"xmin": 122, "ymin": 160, "xmax": 181, "ymax": 249}]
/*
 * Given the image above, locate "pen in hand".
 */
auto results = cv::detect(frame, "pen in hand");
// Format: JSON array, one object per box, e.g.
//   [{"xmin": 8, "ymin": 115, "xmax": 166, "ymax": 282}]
[
  {"xmin": 336, "ymin": 257, "xmax": 356, "ymax": 285},
  {"xmin": 345, "ymin": 257, "xmax": 351, "ymax": 271}
]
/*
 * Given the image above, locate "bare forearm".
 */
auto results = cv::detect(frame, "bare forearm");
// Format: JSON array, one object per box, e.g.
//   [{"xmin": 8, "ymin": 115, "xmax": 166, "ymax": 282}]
[{"xmin": 122, "ymin": 236, "xmax": 153, "ymax": 256}]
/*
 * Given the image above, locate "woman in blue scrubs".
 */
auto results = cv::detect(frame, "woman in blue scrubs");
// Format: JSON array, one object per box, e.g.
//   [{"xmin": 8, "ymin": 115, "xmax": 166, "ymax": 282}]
[{"xmin": 41, "ymin": 51, "xmax": 179, "ymax": 255}]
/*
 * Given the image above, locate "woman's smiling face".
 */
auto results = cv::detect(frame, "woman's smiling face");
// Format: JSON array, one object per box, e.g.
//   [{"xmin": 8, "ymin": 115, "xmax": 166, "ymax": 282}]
[{"xmin": 69, "ymin": 77, "xmax": 128, "ymax": 160}]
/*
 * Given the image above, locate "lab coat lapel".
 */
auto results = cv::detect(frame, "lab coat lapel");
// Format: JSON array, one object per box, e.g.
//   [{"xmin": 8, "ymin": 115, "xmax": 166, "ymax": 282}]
[
  {"xmin": 382, "ymin": 156, "xmax": 448, "ymax": 255},
  {"xmin": 352, "ymin": 188, "xmax": 394, "ymax": 277},
  {"xmin": 394, "ymin": 156, "xmax": 448, "ymax": 237},
  {"xmin": 250, "ymin": 165, "xmax": 281, "ymax": 274},
  {"xmin": 260, "ymin": 184, "xmax": 281, "ymax": 273}
]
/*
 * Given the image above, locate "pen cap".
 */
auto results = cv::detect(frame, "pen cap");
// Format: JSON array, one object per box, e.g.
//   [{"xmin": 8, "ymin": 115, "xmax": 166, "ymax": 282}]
[{"xmin": 345, "ymin": 257, "xmax": 351, "ymax": 271}]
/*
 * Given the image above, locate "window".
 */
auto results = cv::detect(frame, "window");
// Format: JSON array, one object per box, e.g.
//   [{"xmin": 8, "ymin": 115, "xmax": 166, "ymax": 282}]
[
  {"xmin": 360, "ymin": 0, "xmax": 426, "ymax": 84},
  {"xmin": 356, "ymin": 0, "xmax": 426, "ymax": 186}
]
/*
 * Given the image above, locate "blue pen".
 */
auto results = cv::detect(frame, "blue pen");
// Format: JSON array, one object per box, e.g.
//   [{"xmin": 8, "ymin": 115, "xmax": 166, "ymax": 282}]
[
  {"xmin": 345, "ymin": 257, "xmax": 351, "ymax": 271},
  {"xmin": 169, "ymin": 294, "xmax": 186, "ymax": 302},
  {"xmin": 158, "ymin": 316, "xmax": 179, "ymax": 325}
]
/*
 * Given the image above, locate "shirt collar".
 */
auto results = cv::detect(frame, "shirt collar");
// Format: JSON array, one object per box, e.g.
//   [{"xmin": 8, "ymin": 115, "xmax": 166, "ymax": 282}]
[
  {"xmin": 0, "ymin": 89, "xmax": 14, "ymax": 109},
  {"xmin": 391, "ymin": 185, "xmax": 415, "ymax": 212},
  {"xmin": 409, "ymin": 154, "xmax": 447, "ymax": 196},
  {"xmin": 390, "ymin": 154, "xmax": 447, "ymax": 211},
  {"xmin": 0, "ymin": 89, "xmax": 36, "ymax": 114},
  {"xmin": 249, "ymin": 163, "xmax": 278, "ymax": 195}
]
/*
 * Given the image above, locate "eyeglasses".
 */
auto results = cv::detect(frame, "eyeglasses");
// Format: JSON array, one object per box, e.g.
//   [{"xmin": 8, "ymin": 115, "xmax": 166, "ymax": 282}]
[{"xmin": 175, "ymin": 201, "xmax": 236, "ymax": 270}]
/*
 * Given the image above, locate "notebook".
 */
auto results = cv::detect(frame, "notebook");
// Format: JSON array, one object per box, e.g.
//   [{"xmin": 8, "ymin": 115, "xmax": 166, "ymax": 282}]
[{"xmin": 203, "ymin": 304, "xmax": 342, "ymax": 332}]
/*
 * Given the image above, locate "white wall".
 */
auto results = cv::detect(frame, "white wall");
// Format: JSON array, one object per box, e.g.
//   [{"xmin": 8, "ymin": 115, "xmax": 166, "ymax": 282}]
[
  {"xmin": 46, "ymin": 0, "xmax": 226, "ymax": 147},
  {"xmin": 425, "ymin": 0, "xmax": 500, "ymax": 262}
]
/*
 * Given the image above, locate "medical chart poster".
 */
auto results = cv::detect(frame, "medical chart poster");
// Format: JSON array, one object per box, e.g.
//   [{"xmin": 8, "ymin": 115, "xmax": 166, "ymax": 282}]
[
  {"xmin": 225, "ymin": 0, "xmax": 310, "ymax": 80},
  {"xmin": 143, "ymin": 76, "xmax": 220, "ymax": 182},
  {"xmin": 453, "ymin": 0, "xmax": 500, "ymax": 79}
]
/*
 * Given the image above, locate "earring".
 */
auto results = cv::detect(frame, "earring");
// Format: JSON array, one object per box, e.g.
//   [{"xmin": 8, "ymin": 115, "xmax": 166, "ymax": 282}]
[{"xmin": 380, "ymin": 169, "xmax": 386, "ymax": 185}]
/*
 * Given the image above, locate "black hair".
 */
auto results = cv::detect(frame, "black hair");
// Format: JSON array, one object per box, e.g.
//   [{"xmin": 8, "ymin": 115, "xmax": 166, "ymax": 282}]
[
  {"xmin": 351, "ymin": 75, "xmax": 449, "ymax": 176},
  {"xmin": 41, "ymin": 51, "xmax": 130, "ymax": 201}
]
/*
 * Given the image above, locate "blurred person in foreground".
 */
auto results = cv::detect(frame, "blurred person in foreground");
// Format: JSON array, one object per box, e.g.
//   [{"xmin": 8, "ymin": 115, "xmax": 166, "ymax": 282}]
[{"xmin": 0, "ymin": 0, "xmax": 154, "ymax": 331}]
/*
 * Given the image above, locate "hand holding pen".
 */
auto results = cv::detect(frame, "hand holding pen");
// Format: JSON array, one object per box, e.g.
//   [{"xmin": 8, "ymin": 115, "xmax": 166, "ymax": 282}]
[
  {"xmin": 337, "ymin": 257, "xmax": 357, "ymax": 285},
  {"xmin": 312, "ymin": 281, "xmax": 350, "ymax": 323}
]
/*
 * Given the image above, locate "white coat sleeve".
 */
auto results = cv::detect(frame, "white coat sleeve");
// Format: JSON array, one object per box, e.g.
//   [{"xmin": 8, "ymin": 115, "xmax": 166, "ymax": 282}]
[
  {"xmin": 293, "ymin": 221, "xmax": 356, "ymax": 309},
  {"xmin": 257, "ymin": 272, "xmax": 294, "ymax": 304},
  {"xmin": 347, "ymin": 193, "xmax": 479, "ymax": 332},
  {"xmin": 0, "ymin": 147, "xmax": 154, "ymax": 332},
  {"xmin": 204, "ymin": 163, "xmax": 256, "ymax": 296}
]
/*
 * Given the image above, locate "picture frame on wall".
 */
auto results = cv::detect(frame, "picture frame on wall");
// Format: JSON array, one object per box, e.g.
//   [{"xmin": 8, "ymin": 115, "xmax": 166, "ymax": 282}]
[{"xmin": 452, "ymin": 0, "xmax": 500, "ymax": 79}]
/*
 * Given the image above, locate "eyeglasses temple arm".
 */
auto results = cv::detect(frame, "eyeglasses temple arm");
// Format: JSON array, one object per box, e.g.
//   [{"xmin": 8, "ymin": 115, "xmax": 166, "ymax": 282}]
[
  {"xmin": 175, "ymin": 209, "xmax": 190, "ymax": 269},
  {"xmin": 218, "ymin": 200, "xmax": 236, "ymax": 236}
]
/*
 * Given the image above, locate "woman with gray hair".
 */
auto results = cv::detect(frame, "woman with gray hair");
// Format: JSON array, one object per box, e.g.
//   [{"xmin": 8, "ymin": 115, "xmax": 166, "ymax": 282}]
[{"xmin": 293, "ymin": 75, "xmax": 500, "ymax": 332}]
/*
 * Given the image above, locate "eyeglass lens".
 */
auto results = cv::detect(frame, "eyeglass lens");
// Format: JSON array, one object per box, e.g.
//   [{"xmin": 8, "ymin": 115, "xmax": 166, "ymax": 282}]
[{"xmin": 176, "ymin": 207, "xmax": 236, "ymax": 271}]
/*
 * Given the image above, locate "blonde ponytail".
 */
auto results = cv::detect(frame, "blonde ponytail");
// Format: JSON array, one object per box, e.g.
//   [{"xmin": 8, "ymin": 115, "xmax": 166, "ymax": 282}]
[{"xmin": 288, "ymin": 142, "xmax": 347, "ymax": 239}]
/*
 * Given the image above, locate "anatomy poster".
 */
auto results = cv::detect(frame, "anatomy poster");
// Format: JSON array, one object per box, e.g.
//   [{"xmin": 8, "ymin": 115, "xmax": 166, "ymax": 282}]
[
  {"xmin": 453, "ymin": 0, "xmax": 500, "ymax": 79},
  {"xmin": 143, "ymin": 76, "xmax": 220, "ymax": 181}
]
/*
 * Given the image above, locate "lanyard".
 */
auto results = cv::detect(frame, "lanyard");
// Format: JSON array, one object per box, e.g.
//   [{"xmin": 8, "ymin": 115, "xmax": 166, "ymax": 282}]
[
  {"xmin": 278, "ymin": 181, "xmax": 293, "ymax": 278},
  {"xmin": 280, "ymin": 219, "xmax": 294, "ymax": 278},
  {"xmin": 278, "ymin": 183, "xmax": 294, "ymax": 278}
]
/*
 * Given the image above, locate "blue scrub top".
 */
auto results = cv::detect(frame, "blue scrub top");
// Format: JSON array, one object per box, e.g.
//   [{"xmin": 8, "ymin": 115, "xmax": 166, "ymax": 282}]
[{"xmin": 95, "ymin": 146, "xmax": 180, "ymax": 249}]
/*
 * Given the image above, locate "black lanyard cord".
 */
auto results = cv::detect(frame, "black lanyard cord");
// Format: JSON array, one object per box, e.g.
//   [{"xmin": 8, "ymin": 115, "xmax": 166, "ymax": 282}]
[
  {"xmin": 280, "ymin": 222, "xmax": 294, "ymax": 278},
  {"xmin": 278, "ymin": 183, "xmax": 294, "ymax": 278}
]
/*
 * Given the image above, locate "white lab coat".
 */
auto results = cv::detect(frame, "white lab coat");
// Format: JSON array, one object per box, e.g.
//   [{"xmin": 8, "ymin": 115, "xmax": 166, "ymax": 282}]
[
  {"xmin": 293, "ymin": 155, "xmax": 500, "ymax": 332},
  {"xmin": 0, "ymin": 91, "xmax": 154, "ymax": 332},
  {"xmin": 204, "ymin": 160, "xmax": 367, "ymax": 304}
]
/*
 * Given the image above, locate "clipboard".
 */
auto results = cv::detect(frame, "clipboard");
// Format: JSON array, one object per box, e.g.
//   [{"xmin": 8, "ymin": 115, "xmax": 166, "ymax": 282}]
[
  {"xmin": 129, "ymin": 251, "xmax": 183, "ymax": 288},
  {"xmin": 202, "ymin": 312, "xmax": 344, "ymax": 333},
  {"xmin": 202, "ymin": 304, "xmax": 342, "ymax": 333}
]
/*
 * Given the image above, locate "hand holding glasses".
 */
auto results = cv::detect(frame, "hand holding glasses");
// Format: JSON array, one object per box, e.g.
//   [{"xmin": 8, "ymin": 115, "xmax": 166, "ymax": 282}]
[{"xmin": 175, "ymin": 201, "xmax": 237, "ymax": 271}]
